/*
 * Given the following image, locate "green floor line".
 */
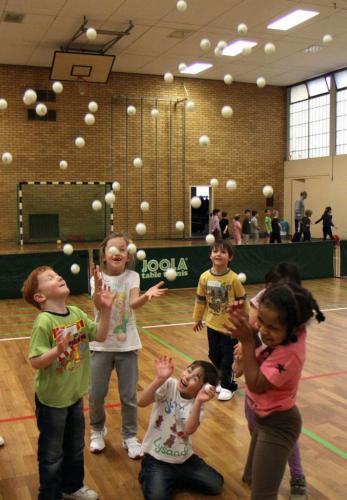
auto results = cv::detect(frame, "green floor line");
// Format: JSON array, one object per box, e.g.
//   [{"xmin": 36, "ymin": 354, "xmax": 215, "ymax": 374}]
[
  {"xmin": 140, "ymin": 324, "xmax": 347, "ymax": 461},
  {"xmin": 301, "ymin": 427, "xmax": 347, "ymax": 460}
]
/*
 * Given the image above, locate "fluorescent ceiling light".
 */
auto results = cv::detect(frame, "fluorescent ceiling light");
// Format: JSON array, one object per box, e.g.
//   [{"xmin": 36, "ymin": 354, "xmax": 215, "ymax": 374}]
[
  {"xmin": 222, "ymin": 40, "xmax": 257, "ymax": 56},
  {"xmin": 181, "ymin": 62, "xmax": 213, "ymax": 74},
  {"xmin": 267, "ymin": 9, "xmax": 319, "ymax": 30}
]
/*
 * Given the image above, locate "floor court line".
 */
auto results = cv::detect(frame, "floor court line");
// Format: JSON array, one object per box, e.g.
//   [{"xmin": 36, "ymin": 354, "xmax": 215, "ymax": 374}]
[{"xmin": 139, "ymin": 326, "xmax": 347, "ymax": 460}]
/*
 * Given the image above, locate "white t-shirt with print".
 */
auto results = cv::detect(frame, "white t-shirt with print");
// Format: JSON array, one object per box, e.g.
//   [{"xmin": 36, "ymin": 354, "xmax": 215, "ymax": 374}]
[
  {"xmin": 89, "ymin": 269, "xmax": 142, "ymax": 352},
  {"xmin": 142, "ymin": 378, "xmax": 204, "ymax": 464}
]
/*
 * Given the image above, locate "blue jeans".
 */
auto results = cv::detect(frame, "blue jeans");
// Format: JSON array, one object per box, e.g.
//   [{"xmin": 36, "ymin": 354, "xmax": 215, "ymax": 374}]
[
  {"xmin": 139, "ymin": 453, "xmax": 224, "ymax": 500},
  {"xmin": 35, "ymin": 395, "xmax": 85, "ymax": 500}
]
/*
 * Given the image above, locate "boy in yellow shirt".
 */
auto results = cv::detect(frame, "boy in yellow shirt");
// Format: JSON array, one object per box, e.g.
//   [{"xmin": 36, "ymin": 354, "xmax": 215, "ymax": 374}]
[{"xmin": 193, "ymin": 240, "xmax": 248, "ymax": 401}]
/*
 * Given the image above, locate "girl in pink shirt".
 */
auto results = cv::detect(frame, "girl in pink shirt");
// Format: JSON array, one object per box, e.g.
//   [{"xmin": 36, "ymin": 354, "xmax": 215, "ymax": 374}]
[
  {"xmin": 227, "ymin": 282, "xmax": 325, "ymax": 500},
  {"xmin": 232, "ymin": 214, "xmax": 242, "ymax": 245}
]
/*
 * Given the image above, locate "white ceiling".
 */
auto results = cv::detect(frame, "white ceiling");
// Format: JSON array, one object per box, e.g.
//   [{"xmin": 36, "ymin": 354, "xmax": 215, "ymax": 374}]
[{"xmin": 1, "ymin": 0, "xmax": 347, "ymax": 86}]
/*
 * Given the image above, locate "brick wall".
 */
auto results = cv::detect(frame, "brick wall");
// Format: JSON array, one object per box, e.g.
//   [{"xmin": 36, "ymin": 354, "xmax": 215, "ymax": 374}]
[{"xmin": 0, "ymin": 64, "xmax": 286, "ymax": 242}]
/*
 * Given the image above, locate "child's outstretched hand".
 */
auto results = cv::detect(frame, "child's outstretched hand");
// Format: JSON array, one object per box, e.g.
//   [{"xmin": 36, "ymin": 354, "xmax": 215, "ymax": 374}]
[
  {"xmin": 197, "ymin": 383, "xmax": 216, "ymax": 403},
  {"xmin": 223, "ymin": 300, "xmax": 254, "ymax": 343},
  {"xmin": 145, "ymin": 281, "xmax": 168, "ymax": 302},
  {"xmin": 92, "ymin": 265, "xmax": 117, "ymax": 310},
  {"xmin": 193, "ymin": 320, "xmax": 204, "ymax": 332},
  {"xmin": 55, "ymin": 329, "xmax": 71, "ymax": 354},
  {"xmin": 155, "ymin": 356, "xmax": 174, "ymax": 381}
]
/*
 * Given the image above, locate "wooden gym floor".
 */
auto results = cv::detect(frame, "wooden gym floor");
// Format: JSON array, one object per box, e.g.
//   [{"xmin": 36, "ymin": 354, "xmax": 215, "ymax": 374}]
[{"xmin": 0, "ymin": 278, "xmax": 346, "ymax": 499}]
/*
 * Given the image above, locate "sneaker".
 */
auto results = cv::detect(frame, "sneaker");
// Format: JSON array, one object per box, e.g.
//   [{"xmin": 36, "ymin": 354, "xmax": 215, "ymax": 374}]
[
  {"xmin": 90, "ymin": 427, "xmax": 107, "ymax": 454},
  {"xmin": 62, "ymin": 485, "xmax": 98, "ymax": 499},
  {"xmin": 218, "ymin": 388, "xmax": 235, "ymax": 401},
  {"xmin": 216, "ymin": 384, "xmax": 222, "ymax": 393},
  {"xmin": 122, "ymin": 437, "xmax": 144, "ymax": 459},
  {"xmin": 290, "ymin": 475, "xmax": 307, "ymax": 498},
  {"xmin": 0, "ymin": 436, "xmax": 4, "ymax": 447}
]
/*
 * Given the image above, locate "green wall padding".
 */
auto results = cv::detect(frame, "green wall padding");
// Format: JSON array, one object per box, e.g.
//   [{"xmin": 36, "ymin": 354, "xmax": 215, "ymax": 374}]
[
  {"xmin": 0, "ymin": 250, "xmax": 90, "ymax": 299},
  {"xmin": 340, "ymin": 240, "xmax": 347, "ymax": 276}
]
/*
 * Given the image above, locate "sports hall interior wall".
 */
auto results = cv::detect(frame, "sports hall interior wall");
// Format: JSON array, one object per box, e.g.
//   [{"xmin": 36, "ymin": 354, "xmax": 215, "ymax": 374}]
[{"xmin": 0, "ymin": 64, "xmax": 286, "ymax": 243}]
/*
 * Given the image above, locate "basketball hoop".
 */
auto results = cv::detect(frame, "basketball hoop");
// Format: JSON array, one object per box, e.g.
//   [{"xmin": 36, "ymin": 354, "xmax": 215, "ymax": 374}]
[{"xmin": 77, "ymin": 75, "xmax": 88, "ymax": 96}]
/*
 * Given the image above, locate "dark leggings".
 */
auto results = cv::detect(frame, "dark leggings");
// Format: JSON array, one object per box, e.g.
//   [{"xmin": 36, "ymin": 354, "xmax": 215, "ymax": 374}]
[
  {"xmin": 323, "ymin": 227, "xmax": 333, "ymax": 240},
  {"xmin": 243, "ymin": 406, "xmax": 302, "ymax": 500}
]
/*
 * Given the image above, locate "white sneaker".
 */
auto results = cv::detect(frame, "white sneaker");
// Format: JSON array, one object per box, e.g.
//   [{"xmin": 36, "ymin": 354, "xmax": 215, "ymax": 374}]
[
  {"xmin": 0, "ymin": 436, "xmax": 4, "ymax": 447},
  {"xmin": 90, "ymin": 427, "xmax": 107, "ymax": 454},
  {"xmin": 62, "ymin": 485, "xmax": 98, "ymax": 499},
  {"xmin": 216, "ymin": 384, "xmax": 222, "ymax": 393},
  {"xmin": 122, "ymin": 437, "xmax": 144, "ymax": 459},
  {"xmin": 218, "ymin": 388, "xmax": 235, "ymax": 401}
]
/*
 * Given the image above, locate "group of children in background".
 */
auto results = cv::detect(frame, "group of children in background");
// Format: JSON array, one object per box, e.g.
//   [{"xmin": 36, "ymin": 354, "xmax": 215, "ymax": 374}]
[
  {"xmin": 11, "ymin": 231, "xmax": 325, "ymax": 499},
  {"xmin": 212, "ymin": 205, "xmax": 337, "ymax": 245}
]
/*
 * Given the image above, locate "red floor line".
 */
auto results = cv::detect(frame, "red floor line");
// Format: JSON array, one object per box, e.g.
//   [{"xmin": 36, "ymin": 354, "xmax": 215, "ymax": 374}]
[{"xmin": 1, "ymin": 371, "xmax": 346, "ymax": 425}]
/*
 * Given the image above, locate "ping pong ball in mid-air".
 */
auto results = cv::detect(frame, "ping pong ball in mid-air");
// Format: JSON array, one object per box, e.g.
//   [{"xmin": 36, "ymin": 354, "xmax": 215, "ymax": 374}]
[
  {"xmin": 175, "ymin": 221, "xmax": 184, "ymax": 231},
  {"xmin": 84, "ymin": 113, "xmax": 95, "ymax": 125},
  {"xmin": 140, "ymin": 201, "xmax": 150, "ymax": 212},
  {"xmin": 127, "ymin": 105, "xmax": 136, "ymax": 116},
  {"xmin": 185, "ymin": 100, "xmax": 196, "ymax": 112},
  {"xmin": 105, "ymin": 191, "xmax": 116, "ymax": 205},
  {"xmin": 2, "ymin": 152, "xmax": 13, "ymax": 164},
  {"xmin": 88, "ymin": 101, "xmax": 98, "ymax": 113},
  {"xmin": 112, "ymin": 181, "xmax": 121, "ymax": 192},
  {"xmin": 221, "ymin": 105, "xmax": 233, "ymax": 118},
  {"xmin": 108, "ymin": 246, "xmax": 119, "ymax": 256},
  {"xmin": 262, "ymin": 185, "xmax": 274, "ymax": 198},
  {"xmin": 237, "ymin": 272, "xmax": 247, "ymax": 284},
  {"xmin": 237, "ymin": 23, "xmax": 248, "ymax": 35},
  {"xmin": 191, "ymin": 196, "xmax": 202, "ymax": 209},
  {"xmin": 136, "ymin": 249, "xmax": 146, "ymax": 260},
  {"xmin": 199, "ymin": 135, "xmax": 210, "ymax": 147},
  {"xmin": 322, "ymin": 33, "xmax": 333, "ymax": 44},
  {"xmin": 206, "ymin": 234, "xmax": 215, "ymax": 245},
  {"xmin": 59, "ymin": 160, "xmax": 68, "ymax": 170},
  {"xmin": 164, "ymin": 72, "xmax": 174, "ymax": 83},
  {"xmin": 23, "ymin": 89, "xmax": 37, "ymax": 105},
  {"xmin": 63, "ymin": 243, "xmax": 74, "ymax": 256},
  {"xmin": 75, "ymin": 136, "xmax": 85, "ymax": 148},
  {"xmin": 127, "ymin": 243, "xmax": 137, "ymax": 255},
  {"xmin": 136, "ymin": 223, "xmax": 147, "ymax": 236},
  {"xmin": 176, "ymin": 0, "xmax": 188, "ymax": 13},
  {"xmin": 256, "ymin": 77, "xmax": 266, "ymax": 88},
  {"xmin": 226, "ymin": 179, "xmax": 237, "ymax": 191},
  {"xmin": 52, "ymin": 81, "xmax": 63, "ymax": 94},
  {"xmin": 133, "ymin": 157, "xmax": 143, "ymax": 168},
  {"xmin": 200, "ymin": 38, "xmax": 211, "ymax": 51},
  {"xmin": 92, "ymin": 200, "xmax": 102, "ymax": 211},
  {"xmin": 36, "ymin": 103, "xmax": 47, "ymax": 116},
  {"xmin": 151, "ymin": 108, "xmax": 160, "ymax": 118},
  {"xmin": 71, "ymin": 263, "xmax": 80, "ymax": 274},
  {"xmin": 224, "ymin": 74, "xmax": 233, "ymax": 85},
  {"xmin": 165, "ymin": 268, "xmax": 177, "ymax": 281},
  {"xmin": 210, "ymin": 178, "xmax": 219, "ymax": 188},
  {"xmin": 264, "ymin": 42, "xmax": 276, "ymax": 55},
  {"xmin": 178, "ymin": 62, "xmax": 187, "ymax": 72},
  {"xmin": 0, "ymin": 98, "xmax": 8, "ymax": 110},
  {"xmin": 86, "ymin": 27, "xmax": 97, "ymax": 40}
]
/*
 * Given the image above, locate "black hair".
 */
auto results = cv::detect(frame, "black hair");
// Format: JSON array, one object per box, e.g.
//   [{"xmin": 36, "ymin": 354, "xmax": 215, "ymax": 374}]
[
  {"xmin": 259, "ymin": 282, "xmax": 325, "ymax": 344},
  {"xmin": 212, "ymin": 208, "xmax": 220, "ymax": 216},
  {"xmin": 244, "ymin": 208, "xmax": 251, "ymax": 214},
  {"xmin": 189, "ymin": 360, "xmax": 218, "ymax": 385},
  {"xmin": 265, "ymin": 262, "xmax": 301, "ymax": 287},
  {"xmin": 252, "ymin": 210, "xmax": 258, "ymax": 216},
  {"xmin": 325, "ymin": 206, "xmax": 332, "ymax": 212},
  {"xmin": 211, "ymin": 239, "xmax": 233, "ymax": 258},
  {"xmin": 222, "ymin": 211, "xmax": 227, "ymax": 217}
]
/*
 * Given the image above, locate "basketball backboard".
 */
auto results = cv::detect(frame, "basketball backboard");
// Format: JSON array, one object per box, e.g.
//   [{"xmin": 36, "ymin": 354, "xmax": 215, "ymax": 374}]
[{"xmin": 50, "ymin": 51, "xmax": 115, "ymax": 83}]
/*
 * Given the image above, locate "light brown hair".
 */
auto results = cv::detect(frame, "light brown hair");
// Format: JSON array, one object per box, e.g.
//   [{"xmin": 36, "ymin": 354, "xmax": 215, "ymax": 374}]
[{"xmin": 99, "ymin": 232, "xmax": 135, "ymax": 270}]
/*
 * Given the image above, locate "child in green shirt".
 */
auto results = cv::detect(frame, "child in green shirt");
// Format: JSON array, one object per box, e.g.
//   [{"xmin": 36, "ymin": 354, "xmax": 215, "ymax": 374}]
[{"xmin": 264, "ymin": 208, "xmax": 272, "ymax": 243}]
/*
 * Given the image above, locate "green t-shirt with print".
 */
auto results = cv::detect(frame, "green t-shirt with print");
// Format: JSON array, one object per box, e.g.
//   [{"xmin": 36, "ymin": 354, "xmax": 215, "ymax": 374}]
[
  {"xmin": 29, "ymin": 305, "xmax": 97, "ymax": 408},
  {"xmin": 265, "ymin": 215, "xmax": 272, "ymax": 234}
]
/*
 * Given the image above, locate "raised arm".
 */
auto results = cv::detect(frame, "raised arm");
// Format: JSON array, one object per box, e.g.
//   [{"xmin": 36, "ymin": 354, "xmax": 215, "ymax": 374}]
[
  {"xmin": 137, "ymin": 356, "xmax": 174, "ymax": 407},
  {"xmin": 184, "ymin": 384, "xmax": 215, "ymax": 436}
]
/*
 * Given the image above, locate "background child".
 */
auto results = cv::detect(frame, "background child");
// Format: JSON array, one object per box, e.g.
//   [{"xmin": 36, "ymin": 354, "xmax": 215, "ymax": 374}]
[
  {"xmin": 242, "ymin": 209, "xmax": 252, "ymax": 243},
  {"xmin": 192, "ymin": 240, "xmax": 248, "ymax": 401},
  {"xmin": 245, "ymin": 262, "xmax": 307, "ymax": 498},
  {"xmin": 228, "ymin": 282, "xmax": 325, "ymax": 499},
  {"xmin": 138, "ymin": 355, "xmax": 223, "ymax": 500},
  {"xmin": 264, "ymin": 208, "xmax": 272, "ymax": 243},
  {"xmin": 301, "ymin": 209, "xmax": 312, "ymax": 242},
  {"xmin": 89, "ymin": 232, "xmax": 166, "ymax": 458},
  {"xmin": 250, "ymin": 210, "xmax": 259, "ymax": 243},
  {"xmin": 315, "ymin": 206, "xmax": 335, "ymax": 240},
  {"xmin": 270, "ymin": 209, "xmax": 281, "ymax": 244},
  {"xmin": 0, "ymin": 436, "xmax": 4, "ymax": 447},
  {"xmin": 232, "ymin": 214, "xmax": 242, "ymax": 245},
  {"xmin": 220, "ymin": 211, "xmax": 230, "ymax": 239},
  {"xmin": 23, "ymin": 266, "xmax": 114, "ymax": 500},
  {"xmin": 211, "ymin": 208, "xmax": 221, "ymax": 239}
]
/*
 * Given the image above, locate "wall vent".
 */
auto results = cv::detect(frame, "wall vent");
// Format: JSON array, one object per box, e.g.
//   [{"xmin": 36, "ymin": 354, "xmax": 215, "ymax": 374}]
[{"xmin": 3, "ymin": 11, "xmax": 25, "ymax": 23}]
